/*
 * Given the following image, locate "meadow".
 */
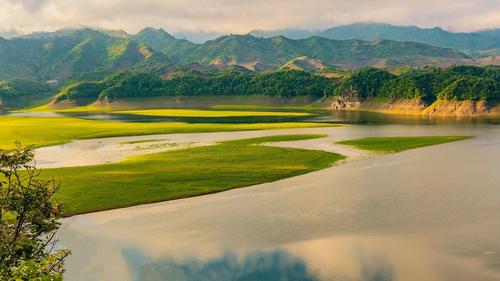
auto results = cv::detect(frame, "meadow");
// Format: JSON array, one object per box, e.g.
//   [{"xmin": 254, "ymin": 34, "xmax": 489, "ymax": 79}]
[
  {"xmin": 337, "ymin": 136, "xmax": 471, "ymax": 153},
  {"xmin": 39, "ymin": 135, "xmax": 345, "ymax": 215},
  {"xmin": 0, "ymin": 115, "xmax": 333, "ymax": 149},
  {"xmin": 113, "ymin": 109, "xmax": 313, "ymax": 117}
]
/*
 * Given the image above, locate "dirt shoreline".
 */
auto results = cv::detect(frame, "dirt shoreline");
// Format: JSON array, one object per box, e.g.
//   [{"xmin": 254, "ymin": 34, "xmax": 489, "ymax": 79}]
[{"xmin": 331, "ymin": 98, "xmax": 500, "ymax": 117}]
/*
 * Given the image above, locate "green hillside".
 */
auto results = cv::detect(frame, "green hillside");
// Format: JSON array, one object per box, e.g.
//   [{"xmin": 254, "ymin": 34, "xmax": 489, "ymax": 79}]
[
  {"xmin": 131, "ymin": 29, "xmax": 469, "ymax": 69},
  {"xmin": 0, "ymin": 29, "xmax": 177, "ymax": 82},
  {"xmin": 53, "ymin": 65, "xmax": 499, "ymax": 106},
  {"xmin": 0, "ymin": 78, "xmax": 53, "ymax": 108},
  {"xmin": 334, "ymin": 65, "xmax": 500, "ymax": 102},
  {"xmin": 54, "ymin": 70, "xmax": 335, "ymax": 104}
]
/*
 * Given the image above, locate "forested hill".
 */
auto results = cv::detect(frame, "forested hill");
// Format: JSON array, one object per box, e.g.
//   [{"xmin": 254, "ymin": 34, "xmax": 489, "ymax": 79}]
[
  {"xmin": 54, "ymin": 70, "xmax": 335, "ymax": 104},
  {"xmin": 53, "ymin": 66, "xmax": 499, "ymax": 106},
  {"xmin": 334, "ymin": 66, "xmax": 499, "ymax": 102},
  {"xmin": 0, "ymin": 29, "xmax": 177, "ymax": 81},
  {"xmin": 0, "ymin": 27, "xmax": 495, "ymax": 85},
  {"xmin": 130, "ymin": 29, "xmax": 469, "ymax": 69},
  {"xmin": 0, "ymin": 78, "xmax": 53, "ymax": 108}
]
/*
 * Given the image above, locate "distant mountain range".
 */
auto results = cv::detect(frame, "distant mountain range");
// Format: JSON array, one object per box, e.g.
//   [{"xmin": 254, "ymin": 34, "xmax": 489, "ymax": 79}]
[
  {"xmin": 0, "ymin": 24, "xmax": 498, "ymax": 84},
  {"xmin": 317, "ymin": 23, "xmax": 500, "ymax": 53},
  {"xmin": 250, "ymin": 23, "xmax": 500, "ymax": 53},
  {"xmin": 131, "ymin": 29, "xmax": 470, "ymax": 70}
]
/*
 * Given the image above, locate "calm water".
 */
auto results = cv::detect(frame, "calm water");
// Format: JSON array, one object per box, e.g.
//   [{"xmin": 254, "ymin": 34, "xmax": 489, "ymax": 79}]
[
  {"xmin": 59, "ymin": 123, "xmax": 500, "ymax": 281},
  {"xmin": 6, "ymin": 109, "xmax": 500, "ymax": 125}
]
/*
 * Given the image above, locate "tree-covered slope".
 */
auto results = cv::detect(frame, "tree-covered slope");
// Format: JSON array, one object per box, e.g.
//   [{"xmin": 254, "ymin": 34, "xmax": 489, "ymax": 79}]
[
  {"xmin": 53, "ymin": 66, "xmax": 499, "ymax": 106},
  {"xmin": 54, "ymin": 70, "xmax": 335, "ymax": 104},
  {"xmin": 0, "ymin": 29, "xmax": 177, "ymax": 81},
  {"xmin": 318, "ymin": 23, "xmax": 500, "ymax": 53},
  {"xmin": 131, "ymin": 30, "xmax": 469, "ymax": 69},
  {"xmin": 334, "ymin": 66, "xmax": 499, "ymax": 102},
  {"xmin": 0, "ymin": 78, "xmax": 53, "ymax": 108}
]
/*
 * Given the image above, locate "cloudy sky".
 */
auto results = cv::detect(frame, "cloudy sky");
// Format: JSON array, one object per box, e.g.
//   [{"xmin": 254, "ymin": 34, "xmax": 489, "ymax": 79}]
[{"xmin": 1, "ymin": 0, "xmax": 499, "ymax": 35}]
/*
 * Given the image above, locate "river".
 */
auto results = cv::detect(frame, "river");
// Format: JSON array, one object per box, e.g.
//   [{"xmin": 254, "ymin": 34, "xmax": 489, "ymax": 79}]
[{"xmin": 55, "ymin": 123, "xmax": 500, "ymax": 281}]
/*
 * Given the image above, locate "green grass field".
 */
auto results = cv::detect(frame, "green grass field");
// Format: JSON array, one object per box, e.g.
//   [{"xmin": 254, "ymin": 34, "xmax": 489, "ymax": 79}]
[
  {"xmin": 0, "ymin": 116, "xmax": 334, "ymax": 149},
  {"xmin": 114, "ymin": 109, "xmax": 313, "ymax": 117},
  {"xmin": 337, "ymin": 136, "xmax": 471, "ymax": 153},
  {"xmin": 212, "ymin": 105, "xmax": 327, "ymax": 111},
  {"xmin": 38, "ymin": 134, "xmax": 344, "ymax": 215}
]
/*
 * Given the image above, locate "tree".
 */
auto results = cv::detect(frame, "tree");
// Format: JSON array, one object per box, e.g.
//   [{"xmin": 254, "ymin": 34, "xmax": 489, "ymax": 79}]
[{"xmin": 0, "ymin": 142, "xmax": 70, "ymax": 280}]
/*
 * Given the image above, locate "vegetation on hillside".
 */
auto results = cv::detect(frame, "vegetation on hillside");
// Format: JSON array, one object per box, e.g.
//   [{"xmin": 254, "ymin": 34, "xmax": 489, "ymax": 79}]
[
  {"xmin": 55, "ymin": 65, "xmax": 499, "ymax": 105},
  {"xmin": 131, "ymin": 30, "xmax": 468, "ymax": 68},
  {"xmin": 0, "ymin": 79, "xmax": 54, "ymax": 108},
  {"xmin": 0, "ymin": 79, "xmax": 50, "ymax": 99},
  {"xmin": 334, "ymin": 66, "xmax": 500, "ymax": 102},
  {"xmin": 0, "ymin": 29, "xmax": 176, "ymax": 82},
  {"xmin": 55, "ymin": 70, "xmax": 335, "ymax": 103}
]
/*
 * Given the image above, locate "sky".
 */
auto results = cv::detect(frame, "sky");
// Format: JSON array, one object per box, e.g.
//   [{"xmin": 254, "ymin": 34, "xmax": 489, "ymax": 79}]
[{"xmin": 1, "ymin": 0, "xmax": 499, "ymax": 36}]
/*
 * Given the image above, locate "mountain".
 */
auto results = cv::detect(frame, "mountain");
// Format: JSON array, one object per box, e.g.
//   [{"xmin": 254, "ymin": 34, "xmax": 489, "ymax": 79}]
[
  {"xmin": 172, "ymin": 30, "xmax": 223, "ymax": 44},
  {"xmin": 0, "ymin": 28, "xmax": 177, "ymax": 81},
  {"xmin": 0, "ymin": 26, "xmax": 495, "ymax": 88},
  {"xmin": 249, "ymin": 29, "xmax": 316, "ymax": 40},
  {"xmin": 318, "ymin": 23, "xmax": 500, "ymax": 52},
  {"xmin": 477, "ymin": 29, "xmax": 500, "ymax": 39},
  {"xmin": 131, "ymin": 29, "xmax": 471, "ymax": 70},
  {"xmin": 131, "ymin": 28, "xmax": 197, "ymax": 62}
]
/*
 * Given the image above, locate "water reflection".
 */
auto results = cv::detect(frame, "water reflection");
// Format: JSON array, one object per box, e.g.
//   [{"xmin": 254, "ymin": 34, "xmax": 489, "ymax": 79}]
[
  {"xmin": 124, "ymin": 249, "xmax": 318, "ymax": 281},
  {"xmin": 118, "ymin": 235, "xmax": 500, "ymax": 281}
]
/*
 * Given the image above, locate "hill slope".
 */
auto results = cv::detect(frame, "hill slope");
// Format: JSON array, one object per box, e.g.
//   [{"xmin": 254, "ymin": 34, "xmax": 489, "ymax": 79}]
[
  {"xmin": 131, "ymin": 29, "xmax": 471, "ymax": 69},
  {"xmin": 0, "ymin": 29, "xmax": 177, "ymax": 81}
]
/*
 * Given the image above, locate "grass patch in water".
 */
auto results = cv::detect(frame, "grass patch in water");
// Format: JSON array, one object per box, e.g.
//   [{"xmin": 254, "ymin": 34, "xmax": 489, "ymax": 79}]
[
  {"xmin": 337, "ymin": 136, "xmax": 471, "ymax": 153},
  {"xmin": 40, "ymin": 134, "xmax": 344, "ymax": 215},
  {"xmin": 0, "ymin": 116, "xmax": 335, "ymax": 149},
  {"xmin": 114, "ymin": 109, "xmax": 313, "ymax": 117}
]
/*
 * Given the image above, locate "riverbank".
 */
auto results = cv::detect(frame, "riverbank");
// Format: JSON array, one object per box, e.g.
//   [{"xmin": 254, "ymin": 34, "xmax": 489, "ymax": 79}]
[{"xmin": 331, "ymin": 98, "xmax": 500, "ymax": 117}]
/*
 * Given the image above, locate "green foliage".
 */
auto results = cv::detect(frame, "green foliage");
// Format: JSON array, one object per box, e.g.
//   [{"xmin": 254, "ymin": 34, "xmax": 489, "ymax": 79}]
[
  {"xmin": 334, "ymin": 66, "xmax": 499, "ymax": 101},
  {"xmin": 130, "ymin": 28, "xmax": 467, "ymax": 68},
  {"xmin": 438, "ymin": 76, "xmax": 499, "ymax": 101},
  {"xmin": 0, "ymin": 29, "xmax": 175, "ymax": 82},
  {"xmin": 334, "ymin": 68, "xmax": 395, "ymax": 98},
  {"xmin": 0, "ymin": 144, "xmax": 70, "ymax": 279},
  {"xmin": 0, "ymin": 79, "xmax": 50, "ymax": 99},
  {"xmin": 337, "ymin": 136, "xmax": 471, "ymax": 153},
  {"xmin": 55, "ymin": 70, "xmax": 335, "ymax": 103}
]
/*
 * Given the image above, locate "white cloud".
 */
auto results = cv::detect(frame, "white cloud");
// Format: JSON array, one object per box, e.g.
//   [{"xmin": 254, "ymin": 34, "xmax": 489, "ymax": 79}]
[{"xmin": 0, "ymin": 0, "xmax": 498, "ymax": 34}]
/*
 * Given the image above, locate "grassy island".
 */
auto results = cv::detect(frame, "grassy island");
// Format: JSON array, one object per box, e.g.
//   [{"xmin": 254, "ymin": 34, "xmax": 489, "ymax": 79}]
[
  {"xmin": 337, "ymin": 136, "xmax": 471, "ymax": 153},
  {"xmin": 40, "ymin": 134, "xmax": 344, "ymax": 215}
]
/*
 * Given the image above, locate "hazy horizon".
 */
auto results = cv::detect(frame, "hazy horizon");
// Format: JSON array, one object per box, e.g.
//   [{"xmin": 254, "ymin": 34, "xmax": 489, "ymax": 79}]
[{"xmin": 1, "ymin": 0, "xmax": 499, "ymax": 38}]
